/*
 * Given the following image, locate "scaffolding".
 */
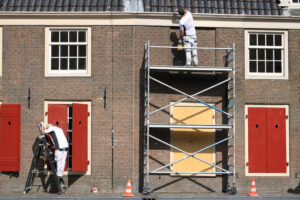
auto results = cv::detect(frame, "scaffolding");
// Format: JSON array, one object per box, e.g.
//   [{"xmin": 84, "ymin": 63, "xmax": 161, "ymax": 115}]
[{"xmin": 143, "ymin": 40, "xmax": 236, "ymax": 193}]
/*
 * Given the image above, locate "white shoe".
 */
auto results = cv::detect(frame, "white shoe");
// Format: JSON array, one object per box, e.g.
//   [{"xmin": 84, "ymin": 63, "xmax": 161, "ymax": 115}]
[
  {"xmin": 194, "ymin": 60, "xmax": 198, "ymax": 66},
  {"xmin": 186, "ymin": 62, "xmax": 191, "ymax": 66}
]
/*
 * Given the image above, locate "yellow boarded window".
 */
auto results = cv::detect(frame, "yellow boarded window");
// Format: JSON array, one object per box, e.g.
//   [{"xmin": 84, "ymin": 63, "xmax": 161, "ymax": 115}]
[{"xmin": 171, "ymin": 103, "xmax": 215, "ymax": 175}]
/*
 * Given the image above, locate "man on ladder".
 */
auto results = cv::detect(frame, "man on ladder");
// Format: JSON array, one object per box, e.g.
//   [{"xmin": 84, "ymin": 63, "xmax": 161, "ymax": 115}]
[
  {"xmin": 42, "ymin": 123, "xmax": 69, "ymax": 191},
  {"xmin": 24, "ymin": 122, "xmax": 68, "ymax": 194}
]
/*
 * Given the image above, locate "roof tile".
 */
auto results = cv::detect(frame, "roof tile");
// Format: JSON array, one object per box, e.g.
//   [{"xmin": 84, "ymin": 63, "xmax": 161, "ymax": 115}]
[{"xmin": 0, "ymin": 0, "xmax": 281, "ymax": 15}]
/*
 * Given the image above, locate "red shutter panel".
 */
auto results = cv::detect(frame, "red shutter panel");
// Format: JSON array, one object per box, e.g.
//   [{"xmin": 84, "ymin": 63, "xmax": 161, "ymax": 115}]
[
  {"xmin": 72, "ymin": 103, "xmax": 88, "ymax": 172},
  {"xmin": 48, "ymin": 104, "xmax": 68, "ymax": 171},
  {"xmin": 248, "ymin": 107, "xmax": 267, "ymax": 173},
  {"xmin": 48, "ymin": 104, "xmax": 68, "ymax": 138},
  {"xmin": 267, "ymin": 108, "xmax": 286, "ymax": 173},
  {"xmin": 0, "ymin": 104, "xmax": 21, "ymax": 171}
]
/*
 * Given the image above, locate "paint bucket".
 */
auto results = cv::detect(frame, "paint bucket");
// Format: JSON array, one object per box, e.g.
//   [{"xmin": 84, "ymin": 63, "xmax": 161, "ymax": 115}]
[{"xmin": 91, "ymin": 186, "xmax": 98, "ymax": 193}]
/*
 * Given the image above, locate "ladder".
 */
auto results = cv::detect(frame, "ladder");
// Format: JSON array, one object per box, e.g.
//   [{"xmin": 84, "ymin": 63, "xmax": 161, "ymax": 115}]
[{"xmin": 24, "ymin": 123, "xmax": 67, "ymax": 194}]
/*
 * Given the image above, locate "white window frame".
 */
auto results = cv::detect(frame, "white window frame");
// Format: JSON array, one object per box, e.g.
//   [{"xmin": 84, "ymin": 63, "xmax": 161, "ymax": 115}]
[
  {"xmin": 245, "ymin": 30, "xmax": 288, "ymax": 80},
  {"xmin": 0, "ymin": 27, "xmax": 2, "ymax": 77},
  {"xmin": 170, "ymin": 102, "xmax": 216, "ymax": 176},
  {"xmin": 44, "ymin": 101, "xmax": 92, "ymax": 175},
  {"xmin": 245, "ymin": 105, "xmax": 289, "ymax": 177},
  {"xmin": 45, "ymin": 27, "xmax": 91, "ymax": 77}
]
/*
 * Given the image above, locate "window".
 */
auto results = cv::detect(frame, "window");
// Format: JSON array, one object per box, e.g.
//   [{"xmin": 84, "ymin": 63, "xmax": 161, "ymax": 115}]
[
  {"xmin": 44, "ymin": 101, "xmax": 91, "ymax": 175},
  {"xmin": 170, "ymin": 103, "xmax": 216, "ymax": 176},
  {"xmin": 245, "ymin": 30, "xmax": 288, "ymax": 79},
  {"xmin": 45, "ymin": 28, "xmax": 91, "ymax": 77},
  {"xmin": 293, "ymin": 0, "xmax": 300, "ymax": 3},
  {"xmin": 0, "ymin": 27, "xmax": 2, "ymax": 77},
  {"xmin": 245, "ymin": 105, "xmax": 289, "ymax": 176}
]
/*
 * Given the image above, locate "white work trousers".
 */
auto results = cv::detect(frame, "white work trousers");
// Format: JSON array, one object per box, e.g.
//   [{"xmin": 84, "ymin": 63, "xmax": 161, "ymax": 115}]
[
  {"xmin": 55, "ymin": 149, "xmax": 68, "ymax": 177},
  {"xmin": 183, "ymin": 35, "xmax": 198, "ymax": 66}
]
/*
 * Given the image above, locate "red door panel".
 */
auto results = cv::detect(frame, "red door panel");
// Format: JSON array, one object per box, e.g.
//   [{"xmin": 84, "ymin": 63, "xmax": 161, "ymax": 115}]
[
  {"xmin": 48, "ymin": 104, "xmax": 68, "ymax": 171},
  {"xmin": 248, "ymin": 107, "xmax": 267, "ymax": 173},
  {"xmin": 72, "ymin": 103, "xmax": 88, "ymax": 172},
  {"xmin": 267, "ymin": 108, "xmax": 286, "ymax": 173},
  {"xmin": 0, "ymin": 104, "xmax": 21, "ymax": 171}
]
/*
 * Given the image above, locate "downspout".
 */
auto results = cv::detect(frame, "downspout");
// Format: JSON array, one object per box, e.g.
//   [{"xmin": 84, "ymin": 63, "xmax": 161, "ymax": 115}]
[{"xmin": 110, "ymin": 12, "xmax": 114, "ymax": 191}]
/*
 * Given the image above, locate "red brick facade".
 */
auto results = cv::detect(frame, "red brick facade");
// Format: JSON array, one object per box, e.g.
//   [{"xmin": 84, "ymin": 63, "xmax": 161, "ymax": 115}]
[{"xmin": 0, "ymin": 22, "xmax": 299, "ymax": 197}]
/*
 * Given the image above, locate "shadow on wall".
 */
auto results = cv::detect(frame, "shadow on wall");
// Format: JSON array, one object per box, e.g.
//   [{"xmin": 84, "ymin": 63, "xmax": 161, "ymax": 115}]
[
  {"xmin": 170, "ymin": 32, "xmax": 186, "ymax": 66},
  {"xmin": 0, "ymin": 171, "xmax": 19, "ymax": 178},
  {"xmin": 288, "ymin": 182, "xmax": 300, "ymax": 194}
]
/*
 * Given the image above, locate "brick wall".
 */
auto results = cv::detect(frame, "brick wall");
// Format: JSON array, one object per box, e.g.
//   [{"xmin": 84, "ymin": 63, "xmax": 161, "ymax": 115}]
[{"xmin": 0, "ymin": 25, "xmax": 299, "ymax": 197}]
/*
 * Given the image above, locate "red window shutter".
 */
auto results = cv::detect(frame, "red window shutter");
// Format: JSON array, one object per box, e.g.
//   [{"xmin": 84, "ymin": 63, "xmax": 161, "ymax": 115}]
[
  {"xmin": 248, "ymin": 107, "xmax": 267, "ymax": 173},
  {"xmin": 48, "ymin": 104, "xmax": 68, "ymax": 138},
  {"xmin": 72, "ymin": 103, "xmax": 88, "ymax": 172},
  {"xmin": 267, "ymin": 108, "xmax": 286, "ymax": 173},
  {"xmin": 48, "ymin": 104, "xmax": 68, "ymax": 171},
  {"xmin": 0, "ymin": 104, "xmax": 21, "ymax": 172}
]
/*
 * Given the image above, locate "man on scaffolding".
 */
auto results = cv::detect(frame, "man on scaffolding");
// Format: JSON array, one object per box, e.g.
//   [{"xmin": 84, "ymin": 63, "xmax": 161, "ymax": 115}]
[{"xmin": 178, "ymin": 7, "xmax": 198, "ymax": 66}]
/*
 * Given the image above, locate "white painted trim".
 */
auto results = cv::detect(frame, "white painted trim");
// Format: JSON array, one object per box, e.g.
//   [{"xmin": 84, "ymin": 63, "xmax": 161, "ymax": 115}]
[
  {"xmin": 170, "ymin": 102, "xmax": 216, "ymax": 177},
  {"xmin": 245, "ymin": 105, "xmax": 289, "ymax": 177},
  {"xmin": 44, "ymin": 101, "xmax": 92, "ymax": 176},
  {"xmin": 0, "ymin": 27, "xmax": 2, "ymax": 77},
  {"xmin": 245, "ymin": 30, "xmax": 289, "ymax": 80},
  {"xmin": 0, "ymin": 13, "xmax": 300, "ymax": 29},
  {"xmin": 45, "ymin": 27, "xmax": 91, "ymax": 77}
]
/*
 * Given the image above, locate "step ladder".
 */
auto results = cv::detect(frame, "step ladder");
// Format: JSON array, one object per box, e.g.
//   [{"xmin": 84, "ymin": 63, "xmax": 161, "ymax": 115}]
[{"xmin": 24, "ymin": 123, "xmax": 67, "ymax": 195}]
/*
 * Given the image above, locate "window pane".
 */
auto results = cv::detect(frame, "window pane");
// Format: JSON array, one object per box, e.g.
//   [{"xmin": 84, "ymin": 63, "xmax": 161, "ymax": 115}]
[
  {"xmin": 249, "ymin": 49, "xmax": 256, "ymax": 60},
  {"xmin": 51, "ymin": 31, "xmax": 59, "ymax": 42},
  {"xmin": 266, "ymin": 49, "xmax": 273, "ymax": 60},
  {"xmin": 68, "ymin": 119, "xmax": 73, "ymax": 130},
  {"xmin": 250, "ymin": 61, "xmax": 256, "ymax": 72},
  {"xmin": 258, "ymin": 34, "xmax": 265, "ymax": 46},
  {"xmin": 79, "ymin": 45, "xmax": 86, "ymax": 57},
  {"xmin": 79, "ymin": 58, "xmax": 86, "ymax": 70},
  {"xmin": 275, "ymin": 49, "xmax": 282, "ymax": 60},
  {"xmin": 61, "ymin": 31, "xmax": 68, "ymax": 42},
  {"xmin": 275, "ymin": 35, "xmax": 282, "ymax": 46},
  {"xmin": 275, "ymin": 62, "xmax": 282, "ymax": 73},
  {"xmin": 258, "ymin": 49, "xmax": 265, "ymax": 60},
  {"xmin": 61, "ymin": 58, "xmax": 68, "ymax": 70},
  {"xmin": 266, "ymin": 61, "xmax": 274, "ymax": 73},
  {"xmin": 266, "ymin": 35, "xmax": 273, "ymax": 46},
  {"xmin": 51, "ymin": 58, "xmax": 59, "ymax": 70},
  {"xmin": 69, "ymin": 106, "xmax": 73, "ymax": 117},
  {"xmin": 51, "ymin": 45, "xmax": 59, "ymax": 57},
  {"xmin": 79, "ymin": 31, "xmax": 86, "ymax": 42},
  {"xmin": 61, "ymin": 45, "xmax": 68, "ymax": 57},
  {"xmin": 250, "ymin": 34, "xmax": 257, "ymax": 45},
  {"xmin": 68, "ymin": 145, "xmax": 72, "ymax": 155},
  {"xmin": 70, "ymin": 31, "xmax": 77, "ymax": 42},
  {"xmin": 258, "ymin": 61, "xmax": 265, "ymax": 72},
  {"xmin": 70, "ymin": 45, "xmax": 77, "ymax": 57},
  {"xmin": 68, "ymin": 132, "xmax": 72, "ymax": 143},
  {"xmin": 69, "ymin": 58, "xmax": 77, "ymax": 70}
]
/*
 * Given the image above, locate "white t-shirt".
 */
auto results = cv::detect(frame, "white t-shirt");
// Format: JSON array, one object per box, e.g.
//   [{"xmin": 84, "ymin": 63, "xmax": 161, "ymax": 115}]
[
  {"xmin": 179, "ymin": 11, "xmax": 196, "ymax": 36},
  {"xmin": 45, "ymin": 126, "xmax": 69, "ymax": 148}
]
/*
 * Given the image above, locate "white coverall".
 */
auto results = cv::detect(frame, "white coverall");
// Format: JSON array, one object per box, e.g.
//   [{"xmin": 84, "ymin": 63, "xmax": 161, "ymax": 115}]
[
  {"xmin": 179, "ymin": 11, "xmax": 198, "ymax": 66},
  {"xmin": 45, "ymin": 126, "xmax": 69, "ymax": 177}
]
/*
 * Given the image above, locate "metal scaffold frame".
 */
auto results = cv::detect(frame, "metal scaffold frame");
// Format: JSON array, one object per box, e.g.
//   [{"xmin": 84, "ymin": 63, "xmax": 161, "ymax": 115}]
[{"xmin": 143, "ymin": 40, "xmax": 236, "ymax": 194}]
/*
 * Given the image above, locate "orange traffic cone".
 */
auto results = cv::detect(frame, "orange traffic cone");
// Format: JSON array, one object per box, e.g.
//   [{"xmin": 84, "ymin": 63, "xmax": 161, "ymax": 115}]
[
  {"xmin": 248, "ymin": 178, "xmax": 259, "ymax": 196},
  {"xmin": 123, "ymin": 179, "xmax": 134, "ymax": 197}
]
